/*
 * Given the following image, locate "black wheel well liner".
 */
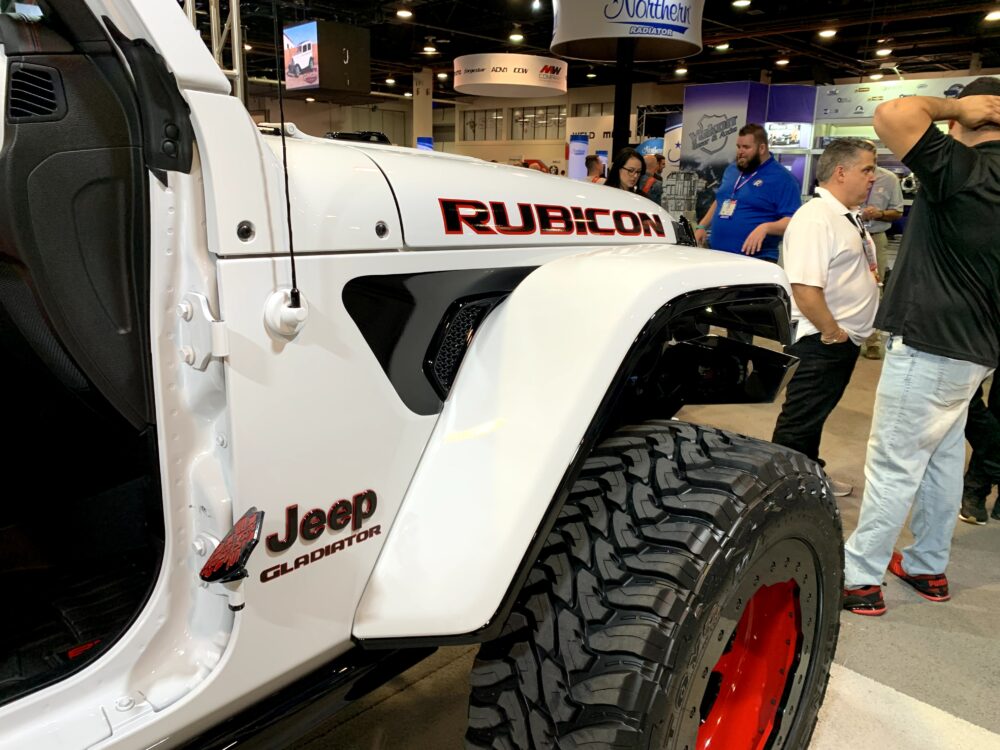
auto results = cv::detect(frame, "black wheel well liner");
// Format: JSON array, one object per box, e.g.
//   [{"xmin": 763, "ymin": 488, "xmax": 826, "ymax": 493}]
[{"xmin": 358, "ymin": 282, "xmax": 793, "ymax": 649}]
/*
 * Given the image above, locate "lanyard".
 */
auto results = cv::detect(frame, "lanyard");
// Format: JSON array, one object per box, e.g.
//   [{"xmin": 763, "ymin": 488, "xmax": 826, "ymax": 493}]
[
  {"xmin": 733, "ymin": 169, "xmax": 759, "ymax": 194},
  {"xmin": 846, "ymin": 213, "xmax": 878, "ymax": 274}
]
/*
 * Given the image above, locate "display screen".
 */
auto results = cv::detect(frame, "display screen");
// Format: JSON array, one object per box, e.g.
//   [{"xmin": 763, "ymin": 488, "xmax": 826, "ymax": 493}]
[{"xmin": 284, "ymin": 21, "xmax": 319, "ymax": 90}]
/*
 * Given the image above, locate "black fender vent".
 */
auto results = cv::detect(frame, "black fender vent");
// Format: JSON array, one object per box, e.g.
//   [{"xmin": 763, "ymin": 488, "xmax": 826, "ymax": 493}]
[
  {"xmin": 425, "ymin": 296, "xmax": 505, "ymax": 399},
  {"xmin": 7, "ymin": 62, "xmax": 67, "ymax": 123}
]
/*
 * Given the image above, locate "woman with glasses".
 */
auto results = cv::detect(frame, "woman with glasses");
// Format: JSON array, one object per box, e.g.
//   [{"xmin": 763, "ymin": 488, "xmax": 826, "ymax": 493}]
[{"xmin": 604, "ymin": 147, "xmax": 645, "ymax": 192}]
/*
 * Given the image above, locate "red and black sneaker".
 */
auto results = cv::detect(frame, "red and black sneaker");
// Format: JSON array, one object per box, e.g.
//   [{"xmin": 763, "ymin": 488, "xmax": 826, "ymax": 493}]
[
  {"xmin": 842, "ymin": 585, "xmax": 886, "ymax": 616},
  {"xmin": 888, "ymin": 551, "xmax": 950, "ymax": 602}
]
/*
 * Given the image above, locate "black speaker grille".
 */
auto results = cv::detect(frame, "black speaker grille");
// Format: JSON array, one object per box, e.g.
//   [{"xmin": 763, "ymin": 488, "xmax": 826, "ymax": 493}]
[{"xmin": 7, "ymin": 63, "xmax": 66, "ymax": 123}]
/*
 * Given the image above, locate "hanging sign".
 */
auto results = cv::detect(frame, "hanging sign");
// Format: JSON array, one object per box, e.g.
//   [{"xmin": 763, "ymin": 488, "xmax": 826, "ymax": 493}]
[
  {"xmin": 453, "ymin": 54, "xmax": 568, "ymax": 97},
  {"xmin": 551, "ymin": 0, "xmax": 704, "ymax": 62}
]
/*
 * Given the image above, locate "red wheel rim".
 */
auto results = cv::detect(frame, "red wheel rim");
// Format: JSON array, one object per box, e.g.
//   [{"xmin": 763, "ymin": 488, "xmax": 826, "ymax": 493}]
[{"xmin": 696, "ymin": 580, "xmax": 801, "ymax": 750}]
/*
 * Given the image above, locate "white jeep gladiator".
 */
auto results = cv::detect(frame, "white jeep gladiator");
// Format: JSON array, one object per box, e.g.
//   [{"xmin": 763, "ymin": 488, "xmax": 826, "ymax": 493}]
[{"xmin": 0, "ymin": 2, "xmax": 842, "ymax": 749}]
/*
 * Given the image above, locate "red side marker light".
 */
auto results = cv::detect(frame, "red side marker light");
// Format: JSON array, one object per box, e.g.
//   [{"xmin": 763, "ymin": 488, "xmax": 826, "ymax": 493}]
[{"xmin": 200, "ymin": 507, "xmax": 265, "ymax": 584}]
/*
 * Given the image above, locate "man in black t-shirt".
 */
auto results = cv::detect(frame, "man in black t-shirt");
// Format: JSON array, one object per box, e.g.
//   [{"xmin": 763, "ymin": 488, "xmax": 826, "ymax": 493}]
[{"xmin": 842, "ymin": 78, "xmax": 1000, "ymax": 617}]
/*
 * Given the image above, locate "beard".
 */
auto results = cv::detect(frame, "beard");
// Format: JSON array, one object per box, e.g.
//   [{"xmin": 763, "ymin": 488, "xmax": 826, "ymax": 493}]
[{"xmin": 738, "ymin": 152, "xmax": 762, "ymax": 173}]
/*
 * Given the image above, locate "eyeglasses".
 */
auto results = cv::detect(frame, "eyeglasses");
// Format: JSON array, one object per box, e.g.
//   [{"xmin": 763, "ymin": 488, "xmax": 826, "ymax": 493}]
[{"xmin": 621, "ymin": 166, "xmax": 642, "ymax": 176}]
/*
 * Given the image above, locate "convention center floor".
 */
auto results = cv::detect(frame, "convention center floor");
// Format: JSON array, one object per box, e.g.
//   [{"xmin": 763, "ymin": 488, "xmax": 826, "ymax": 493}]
[{"xmin": 296, "ymin": 352, "xmax": 1000, "ymax": 750}]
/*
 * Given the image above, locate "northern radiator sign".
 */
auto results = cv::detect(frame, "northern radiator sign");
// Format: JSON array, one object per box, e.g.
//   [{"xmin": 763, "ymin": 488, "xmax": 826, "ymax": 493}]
[
  {"xmin": 551, "ymin": 0, "xmax": 704, "ymax": 61},
  {"xmin": 453, "ymin": 54, "xmax": 568, "ymax": 97}
]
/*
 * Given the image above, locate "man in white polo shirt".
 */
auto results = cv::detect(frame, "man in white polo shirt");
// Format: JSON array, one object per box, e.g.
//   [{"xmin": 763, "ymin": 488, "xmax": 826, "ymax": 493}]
[{"xmin": 771, "ymin": 138, "xmax": 880, "ymax": 495}]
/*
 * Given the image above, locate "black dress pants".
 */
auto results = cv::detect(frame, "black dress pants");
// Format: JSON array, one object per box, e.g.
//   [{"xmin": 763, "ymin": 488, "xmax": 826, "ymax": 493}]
[
  {"xmin": 772, "ymin": 334, "xmax": 860, "ymax": 464},
  {"xmin": 963, "ymin": 372, "xmax": 1000, "ymax": 497}
]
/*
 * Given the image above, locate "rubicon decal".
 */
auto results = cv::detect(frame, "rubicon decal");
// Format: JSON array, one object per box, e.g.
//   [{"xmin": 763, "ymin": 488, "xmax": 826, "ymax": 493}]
[
  {"xmin": 440, "ymin": 199, "xmax": 666, "ymax": 238},
  {"xmin": 261, "ymin": 490, "xmax": 379, "ymax": 583}
]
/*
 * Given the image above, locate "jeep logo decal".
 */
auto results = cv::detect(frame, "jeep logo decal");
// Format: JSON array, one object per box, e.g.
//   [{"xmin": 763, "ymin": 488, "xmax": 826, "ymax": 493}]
[{"xmin": 266, "ymin": 490, "xmax": 377, "ymax": 553}]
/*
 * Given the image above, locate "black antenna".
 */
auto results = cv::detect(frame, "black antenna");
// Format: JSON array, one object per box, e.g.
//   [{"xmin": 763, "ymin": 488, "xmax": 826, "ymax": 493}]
[{"xmin": 271, "ymin": 0, "xmax": 301, "ymax": 308}]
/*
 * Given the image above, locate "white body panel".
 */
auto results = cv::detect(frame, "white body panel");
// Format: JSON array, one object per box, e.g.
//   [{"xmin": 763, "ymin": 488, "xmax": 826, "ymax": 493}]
[
  {"xmin": 355, "ymin": 247, "xmax": 788, "ymax": 639},
  {"xmin": 258, "ymin": 136, "xmax": 404, "ymax": 254},
  {"xmin": 352, "ymin": 143, "xmax": 678, "ymax": 249}
]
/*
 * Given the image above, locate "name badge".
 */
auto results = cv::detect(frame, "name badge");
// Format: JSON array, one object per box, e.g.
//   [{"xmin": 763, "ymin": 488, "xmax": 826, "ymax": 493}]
[{"xmin": 719, "ymin": 199, "xmax": 737, "ymax": 218}]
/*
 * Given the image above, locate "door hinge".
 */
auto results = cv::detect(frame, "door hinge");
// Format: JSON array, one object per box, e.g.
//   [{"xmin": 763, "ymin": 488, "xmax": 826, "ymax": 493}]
[{"xmin": 177, "ymin": 292, "xmax": 228, "ymax": 370}]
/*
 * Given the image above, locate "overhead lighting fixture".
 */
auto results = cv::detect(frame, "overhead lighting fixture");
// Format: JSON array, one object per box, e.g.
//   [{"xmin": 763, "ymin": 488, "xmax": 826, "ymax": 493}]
[
  {"xmin": 396, "ymin": 8, "xmax": 413, "ymax": 18},
  {"xmin": 423, "ymin": 43, "xmax": 437, "ymax": 53},
  {"xmin": 818, "ymin": 29, "xmax": 837, "ymax": 38},
  {"xmin": 775, "ymin": 58, "xmax": 790, "ymax": 66},
  {"xmin": 509, "ymin": 26, "xmax": 524, "ymax": 43},
  {"xmin": 714, "ymin": 43, "xmax": 730, "ymax": 51},
  {"xmin": 870, "ymin": 73, "xmax": 884, "ymax": 80},
  {"xmin": 674, "ymin": 65, "xmax": 688, "ymax": 75},
  {"xmin": 243, "ymin": 43, "xmax": 253, "ymax": 51},
  {"xmin": 986, "ymin": 10, "xmax": 1000, "ymax": 20},
  {"xmin": 532, "ymin": 0, "xmax": 542, "ymax": 10},
  {"xmin": 385, "ymin": 77, "xmax": 396, "ymax": 85},
  {"xmin": 732, "ymin": 0, "xmax": 751, "ymax": 6},
  {"xmin": 586, "ymin": 71, "xmax": 597, "ymax": 78},
  {"xmin": 404, "ymin": 91, "xmax": 413, "ymax": 97},
  {"xmin": 437, "ymin": 72, "xmax": 448, "ymax": 80},
  {"xmin": 876, "ymin": 48, "xmax": 892, "ymax": 56},
  {"xmin": 305, "ymin": 97, "xmax": 316, "ymax": 102}
]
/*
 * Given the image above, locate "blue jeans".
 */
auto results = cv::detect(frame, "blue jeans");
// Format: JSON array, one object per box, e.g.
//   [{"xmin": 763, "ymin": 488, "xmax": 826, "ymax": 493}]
[{"xmin": 844, "ymin": 337, "xmax": 994, "ymax": 586}]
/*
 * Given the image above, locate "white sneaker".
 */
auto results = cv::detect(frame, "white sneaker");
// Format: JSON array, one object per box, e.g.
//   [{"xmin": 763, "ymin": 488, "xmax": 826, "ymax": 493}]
[{"xmin": 829, "ymin": 479, "xmax": 853, "ymax": 497}]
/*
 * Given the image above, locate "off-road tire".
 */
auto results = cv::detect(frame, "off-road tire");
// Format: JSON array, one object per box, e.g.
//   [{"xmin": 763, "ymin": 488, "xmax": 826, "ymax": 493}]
[{"xmin": 466, "ymin": 420, "xmax": 842, "ymax": 750}]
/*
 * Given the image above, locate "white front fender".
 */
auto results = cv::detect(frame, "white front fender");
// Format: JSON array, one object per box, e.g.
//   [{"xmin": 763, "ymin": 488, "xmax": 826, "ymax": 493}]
[{"xmin": 353, "ymin": 244, "xmax": 789, "ymax": 640}]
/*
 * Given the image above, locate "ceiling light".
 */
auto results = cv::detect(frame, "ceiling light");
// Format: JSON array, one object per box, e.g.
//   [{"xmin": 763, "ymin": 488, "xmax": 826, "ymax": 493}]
[
  {"xmin": 305, "ymin": 97, "xmax": 315, "ymax": 102},
  {"xmin": 732, "ymin": 0, "xmax": 751, "ymax": 6},
  {"xmin": 775, "ymin": 58, "xmax": 790, "ymax": 66},
  {"xmin": 404, "ymin": 92, "xmax": 413, "ymax": 97},
  {"xmin": 714, "ymin": 43, "xmax": 730, "ymax": 51},
  {"xmin": 385, "ymin": 77, "xmax": 396, "ymax": 85},
  {"xmin": 586, "ymin": 71, "xmax": 597, "ymax": 78},
  {"xmin": 243, "ymin": 43, "xmax": 253, "ymax": 51},
  {"xmin": 986, "ymin": 10, "xmax": 1000, "ymax": 20},
  {"xmin": 532, "ymin": 0, "xmax": 542, "ymax": 9},
  {"xmin": 876, "ymin": 48, "xmax": 892, "ymax": 56},
  {"xmin": 509, "ymin": 28, "xmax": 524, "ymax": 42},
  {"xmin": 818, "ymin": 29, "xmax": 837, "ymax": 38},
  {"xmin": 674, "ymin": 65, "xmax": 688, "ymax": 75},
  {"xmin": 423, "ymin": 44, "xmax": 437, "ymax": 53},
  {"xmin": 870, "ymin": 73, "xmax": 884, "ymax": 80},
  {"xmin": 396, "ymin": 8, "xmax": 413, "ymax": 18},
  {"xmin": 437, "ymin": 72, "xmax": 448, "ymax": 80}
]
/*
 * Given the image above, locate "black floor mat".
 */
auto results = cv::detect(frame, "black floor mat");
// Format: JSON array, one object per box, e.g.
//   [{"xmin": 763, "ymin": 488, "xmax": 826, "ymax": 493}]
[{"xmin": 0, "ymin": 554, "xmax": 157, "ymax": 706}]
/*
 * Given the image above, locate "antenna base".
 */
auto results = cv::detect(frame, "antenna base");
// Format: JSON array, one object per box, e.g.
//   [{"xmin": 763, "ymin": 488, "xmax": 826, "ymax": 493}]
[{"xmin": 264, "ymin": 288, "xmax": 309, "ymax": 339}]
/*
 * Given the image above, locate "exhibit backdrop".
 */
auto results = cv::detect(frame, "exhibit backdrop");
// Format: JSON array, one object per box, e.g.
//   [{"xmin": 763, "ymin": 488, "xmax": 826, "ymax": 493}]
[
  {"xmin": 815, "ymin": 75, "xmax": 983, "ymax": 121},
  {"xmin": 675, "ymin": 82, "xmax": 767, "ymax": 219}
]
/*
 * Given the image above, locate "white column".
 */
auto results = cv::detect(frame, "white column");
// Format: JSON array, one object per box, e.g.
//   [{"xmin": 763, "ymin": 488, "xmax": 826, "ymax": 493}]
[{"xmin": 412, "ymin": 68, "xmax": 433, "ymax": 148}]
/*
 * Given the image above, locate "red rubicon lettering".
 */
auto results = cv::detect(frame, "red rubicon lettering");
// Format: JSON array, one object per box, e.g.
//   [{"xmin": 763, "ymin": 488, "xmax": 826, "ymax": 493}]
[
  {"xmin": 440, "ymin": 199, "xmax": 496, "ymax": 234},
  {"xmin": 584, "ymin": 208, "xmax": 615, "ymax": 235},
  {"xmin": 439, "ymin": 200, "xmax": 667, "ymax": 239},
  {"xmin": 640, "ymin": 213, "xmax": 666, "ymax": 237},
  {"xmin": 535, "ymin": 204, "xmax": 573, "ymax": 235},
  {"xmin": 490, "ymin": 201, "xmax": 536, "ymax": 235},
  {"xmin": 613, "ymin": 210, "xmax": 642, "ymax": 236}
]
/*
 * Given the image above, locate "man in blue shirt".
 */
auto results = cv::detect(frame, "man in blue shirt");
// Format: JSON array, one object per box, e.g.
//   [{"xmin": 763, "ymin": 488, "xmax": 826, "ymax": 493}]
[{"xmin": 694, "ymin": 124, "xmax": 802, "ymax": 262}]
